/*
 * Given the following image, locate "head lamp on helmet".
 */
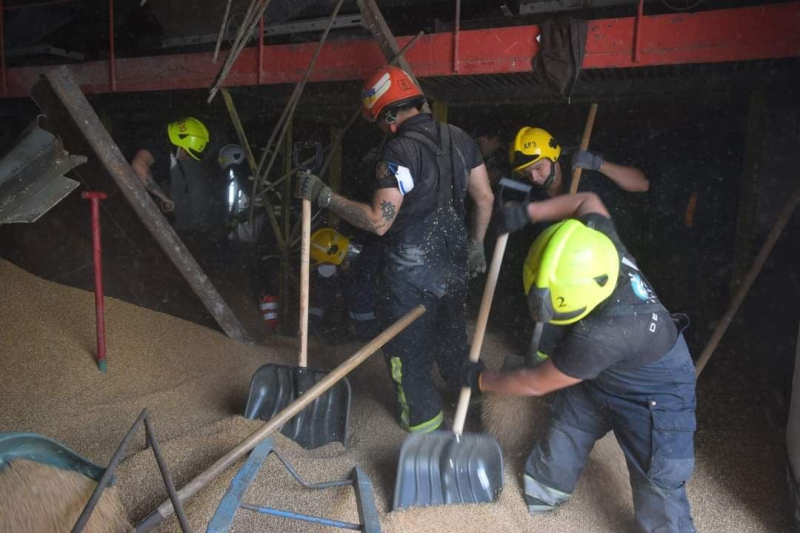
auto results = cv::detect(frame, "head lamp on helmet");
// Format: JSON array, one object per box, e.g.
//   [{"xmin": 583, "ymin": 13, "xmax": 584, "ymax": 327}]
[
  {"xmin": 168, "ymin": 117, "xmax": 210, "ymax": 161},
  {"xmin": 522, "ymin": 219, "xmax": 620, "ymax": 325}
]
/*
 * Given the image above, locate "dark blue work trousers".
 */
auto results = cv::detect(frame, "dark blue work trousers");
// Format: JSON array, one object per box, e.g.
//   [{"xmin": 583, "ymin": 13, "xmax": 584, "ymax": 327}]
[
  {"xmin": 524, "ymin": 335, "xmax": 697, "ymax": 533},
  {"xmin": 381, "ymin": 239, "xmax": 469, "ymax": 433}
]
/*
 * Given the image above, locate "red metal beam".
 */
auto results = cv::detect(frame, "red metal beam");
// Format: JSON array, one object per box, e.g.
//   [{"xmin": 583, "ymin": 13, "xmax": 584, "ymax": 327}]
[{"xmin": 1, "ymin": 2, "xmax": 799, "ymax": 99}]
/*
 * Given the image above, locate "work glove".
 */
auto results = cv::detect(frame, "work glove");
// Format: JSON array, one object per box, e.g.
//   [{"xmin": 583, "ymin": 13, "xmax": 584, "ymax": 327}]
[
  {"xmin": 294, "ymin": 171, "xmax": 332, "ymax": 208},
  {"xmin": 571, "ymin": 150, "xmax": 604, "ymax": 172},
  {"xmin": 496, "ymin": 201, "xmax": 532, "ymax": 235},
  {"xmin": 468, "ymin": 241, "xmax": 487, "ymax": 278},
  {"xmin": 461, "ymin": 360, "xmax": 486, "ymax": 392}
]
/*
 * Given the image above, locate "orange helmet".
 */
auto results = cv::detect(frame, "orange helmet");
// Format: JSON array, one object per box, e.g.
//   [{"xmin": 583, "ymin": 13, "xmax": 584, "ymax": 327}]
[{"xmin": 362, "ymin": 66, "xmax": 425, "ymax": 122}]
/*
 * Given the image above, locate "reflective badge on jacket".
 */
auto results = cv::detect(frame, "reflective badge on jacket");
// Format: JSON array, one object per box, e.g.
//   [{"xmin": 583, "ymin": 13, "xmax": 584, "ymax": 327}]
[{"xmin": 387, "ymin": 161, "xmax": 414, "ymax": 195}]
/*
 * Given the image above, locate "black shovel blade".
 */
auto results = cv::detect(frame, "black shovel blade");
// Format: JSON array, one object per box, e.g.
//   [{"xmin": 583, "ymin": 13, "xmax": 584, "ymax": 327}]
[
  {"xmin": 393, "ymin": 430, "xmax": 503, "ymax": 510},
  {"xmin": 244, "ymin": 363, "xmax": 351, "ymax": 450}
]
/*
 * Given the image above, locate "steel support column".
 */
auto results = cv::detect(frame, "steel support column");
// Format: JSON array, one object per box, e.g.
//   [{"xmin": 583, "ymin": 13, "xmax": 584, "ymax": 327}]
[{"xmin": 108, "ymin": 0, "xmax": 115, "ymax": 91}]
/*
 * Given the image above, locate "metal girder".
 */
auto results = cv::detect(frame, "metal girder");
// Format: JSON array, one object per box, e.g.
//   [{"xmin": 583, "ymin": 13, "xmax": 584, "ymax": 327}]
[
  {"xmin": 29, "ymin": 65, "xmax": 251, "ymax": 343},
  {"xmin": 355, "ymin": 0, "xmax": 435, "ymax": 106},
  {"xmin": 160, "ymin": 14, "xmax": 365, "ymax": 49},
  {"xmin": 1, "ymin": 3, "xmax": 799, "ymax": 98}
]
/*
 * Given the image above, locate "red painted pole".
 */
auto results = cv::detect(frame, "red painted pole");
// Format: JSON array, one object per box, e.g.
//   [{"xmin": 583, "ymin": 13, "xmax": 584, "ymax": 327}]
[
  {"xmin": 633, "ymin": 0, "xmax": 644, "ymax": 63},
  {"xmin": 108, "ymin": 0, "xmax": 116, "ymax": 91},
  {"xmin": 82, "ymin": 191, "xmax": 108, "ymax": 372},
  {"xmin": 258, "ymin": 5, "xmax": 264, "ymax": 84},
  {"xmin": 453, "ymin": 0, "xmax": 461, "ymax": 74},
  {"xmin": 1, "ymin": 0, "xmax": 7, "ymax": 96}
]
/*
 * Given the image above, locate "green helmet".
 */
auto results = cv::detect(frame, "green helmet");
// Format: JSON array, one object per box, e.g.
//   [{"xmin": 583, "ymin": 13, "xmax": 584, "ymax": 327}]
[
  {"xmin": 167, "ymin": 117, "xmax": 210, "ymax": 161},
  {"xmin": 523, "ymin": 219, "xmax": 619, "ymax": 325}
]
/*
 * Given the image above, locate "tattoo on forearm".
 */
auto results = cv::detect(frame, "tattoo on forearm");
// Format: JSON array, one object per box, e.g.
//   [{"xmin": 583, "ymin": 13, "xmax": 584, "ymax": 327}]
[
  {"xmin": 380, "ymin": 201, "xmax": 396, "ymax": 223},
  {"xmin": 329, "ymin": 196, "xmax": 376, "ymax": 231},
  {"xmin": 329, "ymin": 196, "xmax": 397, "ymax": 234}
]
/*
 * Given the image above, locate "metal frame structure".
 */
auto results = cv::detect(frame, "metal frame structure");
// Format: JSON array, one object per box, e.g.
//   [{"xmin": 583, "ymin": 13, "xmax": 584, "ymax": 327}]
[{"xmin": 0, "ymin": 3, "xmax": 799, "ymax": 98}]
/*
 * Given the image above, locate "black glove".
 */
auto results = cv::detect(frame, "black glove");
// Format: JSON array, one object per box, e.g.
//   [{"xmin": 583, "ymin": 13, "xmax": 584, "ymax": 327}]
[
  {"xmin": 571, "ymin": 150, "xmax": 604, "ymax": 172},
  {"xmin": 294, "ymin": 171, "xmax": 332, "ymax": 208},
  {"xmin": 496, "ymin": 201, "xmax": 532, "ymax": 235},
  {"xmin": 461, "ymin": 360, "xmax": 486, "ymax": 392}
]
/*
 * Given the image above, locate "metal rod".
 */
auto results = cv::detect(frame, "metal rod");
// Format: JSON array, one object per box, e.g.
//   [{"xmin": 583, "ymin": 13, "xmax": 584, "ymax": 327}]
[
  {"xmin": 220, "ymin": 87, "xmax": 287, "ymax": 252},
  {"xmin": 208, "ymin": 0, "xmax": 273, "ymax": 103},
  {"xmin": 239, "ymin": 504, "xmax": 361, "ymax": 530},
  {"xmin": 81, "ymin": 191, "xmax": 108, "ymax": 372},
  {"xmin": 108, "ymin": 0, "xmax": 115, "ymax": 91},
  {"xmin": 143, "ymin": 415, "xmax": 191, "ymax": 533},
  {"xmin": 453, "ymin": 0, "xmax": 461, "ymax": 73},
  {"xmin": 633, "ymin": 0, "xmax": 644, "ymax": 63},
  {"xmin": 258, "ymin": 9, "xmax": 264, "ymax": 84},
  {"xmin": 251, "ymin": 0, "xmax": 345, "ymax": 219},
  {"xmin": 213, "ymin": 0, "xmax": 233, "ymax": 63},
  {"xmin": 135, "ymin": 305, "xmax": 426, "ymax": 533},
  {"xmin": 72, "ymin": 409, "xmax": 149, "ymax": 533},
  {"xmin": 0, "ymin": 0, "xmax": 5, "ymax": 96},
  {"xmin": 695, "ymin": 187, "xmax": 800, "ymax": 376}
]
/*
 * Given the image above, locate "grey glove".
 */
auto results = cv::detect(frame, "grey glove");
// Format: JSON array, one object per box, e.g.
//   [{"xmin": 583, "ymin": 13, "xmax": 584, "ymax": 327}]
[
  {"xmin": 571, "ymin": 150, "xmax": 604, "ymax": 172},
  {"xmin": 468, "ymin": 240, "xmax": 487, "ymax": 278},
  {"xmin": 294, "ymin": 171, "xmax": 332, "ymax": 208}
]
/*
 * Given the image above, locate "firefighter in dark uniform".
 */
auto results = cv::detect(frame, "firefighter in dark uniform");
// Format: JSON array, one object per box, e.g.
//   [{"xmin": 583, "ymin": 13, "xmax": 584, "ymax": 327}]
[
  {"xmin": 464, "ymin": 192, "xmax": 697, "ymax": 533},
  {"xmin": 295, "ymin": 66, "xmax": 494, "ymax": 433},
  {"xmin": 130, "ymin": 117, "xmax": 210, "ymax": 213}
]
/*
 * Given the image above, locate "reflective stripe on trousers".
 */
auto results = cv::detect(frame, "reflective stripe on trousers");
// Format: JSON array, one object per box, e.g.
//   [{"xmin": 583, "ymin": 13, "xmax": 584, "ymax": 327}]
[
  {"xmin": 524, "ymin": 335, "xmax": 697, "ymax": 533},
  {"xmin": 389, "ymin": 357, "xmax": 443, "ymax": 433}
]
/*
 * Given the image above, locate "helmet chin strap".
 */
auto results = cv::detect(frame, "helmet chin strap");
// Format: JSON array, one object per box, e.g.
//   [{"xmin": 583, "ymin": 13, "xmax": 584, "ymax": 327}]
[{"xmin": 531, "ymin": 160, "xmax": 556, "ymax": 189}]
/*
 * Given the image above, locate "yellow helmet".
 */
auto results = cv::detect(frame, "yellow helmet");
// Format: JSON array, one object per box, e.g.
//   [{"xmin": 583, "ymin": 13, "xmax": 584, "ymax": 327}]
[
  {"xmin": 523, "ymin": 220, "xmax": 619, "ymax": 325},
  {"xmin": 509, "ymin": 127, "xmax": 561, "ymax": 172},
  {"xmin": 310, "ymin": 228, "xmax": 361, "ymax": 266},
  {"xmin": 168, "ymin": 117, "xmax": 210, "ymax": 161}
]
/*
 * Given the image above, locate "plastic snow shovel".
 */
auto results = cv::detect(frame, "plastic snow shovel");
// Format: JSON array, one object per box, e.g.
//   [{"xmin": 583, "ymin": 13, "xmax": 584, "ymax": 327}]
[
  {"xmin": 393, "ymin": 234, "xmax": 508, "ymax": 510},
  {"xmin": 246, "ymin": 148, "xmax": 351, "ymax": 450}
]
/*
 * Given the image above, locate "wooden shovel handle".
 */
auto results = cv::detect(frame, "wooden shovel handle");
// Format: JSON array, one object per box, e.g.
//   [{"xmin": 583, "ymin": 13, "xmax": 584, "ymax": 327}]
[
  {"xmin": 568, "ymin": 103, "xmax": 599, "ymax": 195},
  {"xmin": 136, "ymin": 304, "xmax": 426, "ymax": 533},
  {"xmin": 453, "ymin": 233, "xmax": 509, "ymax": 435},
  {"xmin": 299, "ymin": 198, "xmax": 311, "ymax": 367}
]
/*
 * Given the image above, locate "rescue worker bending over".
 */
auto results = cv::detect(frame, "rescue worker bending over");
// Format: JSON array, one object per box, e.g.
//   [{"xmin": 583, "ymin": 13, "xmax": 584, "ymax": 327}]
[
  {"xmin": 465, "ymin": 193, "xmax": 697, "ymax": 533},
  {"xmin": 295, "ymin": 66, "xmax": 494, "ymax": 433},
  {"xmin": 130, "ymin": 117, "xmax": 210, "ymax": 213},
  {"xmin": 510, "ymin": 126, "xmax": 648, "ymax": 199}
]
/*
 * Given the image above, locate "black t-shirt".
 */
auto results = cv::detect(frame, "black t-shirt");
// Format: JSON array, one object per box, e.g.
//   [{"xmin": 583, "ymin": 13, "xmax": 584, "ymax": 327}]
[
  {"xmin": 539, "ymin": 213, "xmax": 677, "ymax": 381},
  {"xmin": 374, "ymin": 114, "xmax": 483, "ymax": 245}
]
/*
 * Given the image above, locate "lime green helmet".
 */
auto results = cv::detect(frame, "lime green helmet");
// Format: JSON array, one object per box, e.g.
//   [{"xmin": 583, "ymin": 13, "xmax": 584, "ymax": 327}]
[
  {"xmin": 523, "ymin": 219, "xmax": 620, "ymax": 325},
  {"xmin": 167, "ymin": 117, "xmax": 210, "ymax": 161}
]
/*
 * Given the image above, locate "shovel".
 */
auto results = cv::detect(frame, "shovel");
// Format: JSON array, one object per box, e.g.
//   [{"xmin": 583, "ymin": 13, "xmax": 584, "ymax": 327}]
[
  {"xmin": 245, "ymin": 144, "xmax": 351, "ymax": 450},
  {"xmin": 393, "ymin": 234, "xmax": 508, "ymax": 510},
  {"xmin": 137, "ymin": 305, "xmax": 426, "ymax": 532}
]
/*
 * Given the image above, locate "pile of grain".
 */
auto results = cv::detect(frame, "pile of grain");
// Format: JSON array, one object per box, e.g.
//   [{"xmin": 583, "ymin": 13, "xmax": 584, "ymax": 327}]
[
  {"xmin": 1, "ymin": 258, "xmax": 793, "ymax": 532},
  {"xmin": 0, "ymin": 460, "xmax": 131, "ymax": 533}
]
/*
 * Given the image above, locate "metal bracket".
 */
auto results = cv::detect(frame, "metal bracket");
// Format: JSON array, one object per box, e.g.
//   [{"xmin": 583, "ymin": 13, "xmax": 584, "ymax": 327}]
[{"xmin": 207, "ymin": 438, "xmax": 380, "ymax": 533}]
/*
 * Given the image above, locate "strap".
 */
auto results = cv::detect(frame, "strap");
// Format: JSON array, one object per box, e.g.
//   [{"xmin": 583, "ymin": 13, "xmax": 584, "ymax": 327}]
[{"xmin": 400, "ymin": 123, "xmax": 460, "ymax": 213}]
